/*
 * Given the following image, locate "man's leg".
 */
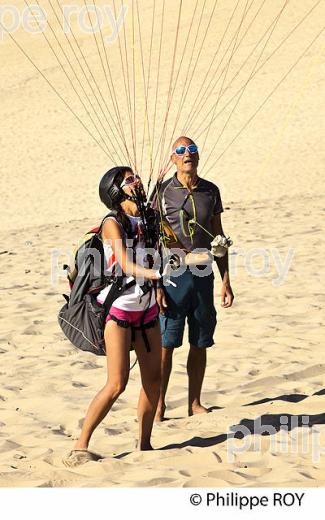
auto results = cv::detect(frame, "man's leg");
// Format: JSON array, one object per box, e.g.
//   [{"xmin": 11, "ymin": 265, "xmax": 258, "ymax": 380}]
[
  {"xmin": 155, "ymin": 346, "xmax": 174, "ymax": 422},
  {"xmin": 187, "ymin": 272, "xmax": 216, "ymax": 416},
  {"xmin": 187, "ymin": 344, "xmax": 209, "ymax": 416},
  {"xmin": 156, "ymin": 270, "xmax": 190, "ymax": 421}
]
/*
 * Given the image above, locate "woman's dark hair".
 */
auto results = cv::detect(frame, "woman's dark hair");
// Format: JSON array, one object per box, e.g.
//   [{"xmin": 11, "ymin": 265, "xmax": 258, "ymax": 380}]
[{"xmin": 106, "ymin": 167, "xmax": 135, "ymax": 238}]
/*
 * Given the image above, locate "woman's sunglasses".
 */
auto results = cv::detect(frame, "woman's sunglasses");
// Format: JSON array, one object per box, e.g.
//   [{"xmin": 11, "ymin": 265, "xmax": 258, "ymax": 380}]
[
  {"xmin": 173, "ymin": 144, "xmax": 198, "ymax": 156},
  {"xmin": 120, "ymin": 174, "xmax": 141, "ymax": 188}
]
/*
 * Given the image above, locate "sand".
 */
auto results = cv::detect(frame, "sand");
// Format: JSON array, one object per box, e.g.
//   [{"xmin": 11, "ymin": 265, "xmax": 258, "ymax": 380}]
[{"xmin": 0, "ymin": 0, "xmax": 325, "ymax": 487}]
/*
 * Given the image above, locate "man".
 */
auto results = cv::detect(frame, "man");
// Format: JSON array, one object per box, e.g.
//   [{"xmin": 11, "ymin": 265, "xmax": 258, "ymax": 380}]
[{"xmin": 154, "ymin": 136, "xmax": 234, "ymax": 421}]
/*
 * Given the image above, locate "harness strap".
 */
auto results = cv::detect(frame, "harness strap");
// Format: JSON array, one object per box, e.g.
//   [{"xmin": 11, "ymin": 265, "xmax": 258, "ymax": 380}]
[
  {"xmin": 103, "ymin": 278, "xmax": 136, "ymax": 315},
  {"xmin": 137, "ymin": 286, "xmax": 153, "ymax": 352},
  {"xmin": 133, "ymin": 314, "xmax": 158, "ymax": 353}
]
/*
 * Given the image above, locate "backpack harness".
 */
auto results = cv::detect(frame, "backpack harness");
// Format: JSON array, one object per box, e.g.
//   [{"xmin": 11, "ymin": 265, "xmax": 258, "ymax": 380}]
[{"xmin": 58, "ymin": 211, "xmax": 157, "ymax": 355}]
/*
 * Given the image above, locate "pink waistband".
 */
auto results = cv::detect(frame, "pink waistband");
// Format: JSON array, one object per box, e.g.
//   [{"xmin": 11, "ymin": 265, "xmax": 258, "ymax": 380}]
[{"xmin": 106, "ymin": 303, "xmax": 159, "ymax": 326}]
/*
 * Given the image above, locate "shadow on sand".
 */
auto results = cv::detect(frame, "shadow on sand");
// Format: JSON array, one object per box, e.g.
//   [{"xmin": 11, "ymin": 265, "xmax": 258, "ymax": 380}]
[{"xmin": 115, "ymin": 390, "xmax": 325, "ymax": 456}]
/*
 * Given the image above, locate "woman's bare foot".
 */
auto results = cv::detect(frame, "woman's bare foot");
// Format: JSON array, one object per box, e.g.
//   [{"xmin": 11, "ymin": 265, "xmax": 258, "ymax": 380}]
[
  {"xmin": 188, "ymin": 404, "xmax": 210, "ymax": 417},
  {"xmin": 62, "ymin": 449, "xmax": 102, "ymax": 467}
]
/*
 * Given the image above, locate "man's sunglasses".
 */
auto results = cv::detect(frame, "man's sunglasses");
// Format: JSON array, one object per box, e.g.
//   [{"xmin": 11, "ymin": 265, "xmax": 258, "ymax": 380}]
[
  {"xmin": 120, "ymin": 174, "xmax": 141, "ymax": 188},
  {"xmin": 173, "ymin": 144, "xmax": 198, "ymax": 156}
]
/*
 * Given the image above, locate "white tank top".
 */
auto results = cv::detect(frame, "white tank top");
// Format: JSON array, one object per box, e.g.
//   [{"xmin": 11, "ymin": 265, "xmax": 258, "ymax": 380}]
[{"xmin": 96, "ymin": 215, "xmax": 156, "ymax": 311}]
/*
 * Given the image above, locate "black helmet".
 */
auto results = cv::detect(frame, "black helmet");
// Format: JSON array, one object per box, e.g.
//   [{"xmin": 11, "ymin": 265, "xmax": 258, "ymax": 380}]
[{"xmin": 99, "ymin": 166, "xmax": 132, "ymax": 209}]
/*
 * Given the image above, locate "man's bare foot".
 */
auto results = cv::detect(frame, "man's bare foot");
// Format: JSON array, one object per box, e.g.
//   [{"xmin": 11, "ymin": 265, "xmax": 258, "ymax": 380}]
[
  {"xmin": 134, "ymin": 439, "xmax": 154, "ymax": 451},
  {"xmin": 188, "ymin": 404, "xmax": 210, "ymax": 417},
  {"xmin": 140, "ymin": 442, "xmax": 153, "ymax": 451},
  {"xmin": 154, "ymin": 403, "xmax": 166, "ymax": 422}
]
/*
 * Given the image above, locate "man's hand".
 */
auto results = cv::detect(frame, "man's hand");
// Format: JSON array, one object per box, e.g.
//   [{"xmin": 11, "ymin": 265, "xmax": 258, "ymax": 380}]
[
  {"xmin": 221, "ymin": 282, "xmax": 234, "ymax": 308},
  {"xmin": 157, "ymin": 288, "xmax": 168, "ymax": 315}
]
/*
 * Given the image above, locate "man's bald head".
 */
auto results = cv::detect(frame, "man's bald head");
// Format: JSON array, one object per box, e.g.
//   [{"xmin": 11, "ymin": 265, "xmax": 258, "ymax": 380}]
[
  {"xmin": 171, "ymin": 136, "xmax": 199, "ymax": 176},
  {"xmin": 172, "ymin": 136, "xmax": 195, "ymax": 150}
]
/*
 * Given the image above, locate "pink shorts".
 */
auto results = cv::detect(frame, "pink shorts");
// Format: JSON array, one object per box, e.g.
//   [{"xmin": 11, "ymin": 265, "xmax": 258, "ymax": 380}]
[{"xmin": 106, "ymin": 303, "xmax": 159, "ymax": 327}]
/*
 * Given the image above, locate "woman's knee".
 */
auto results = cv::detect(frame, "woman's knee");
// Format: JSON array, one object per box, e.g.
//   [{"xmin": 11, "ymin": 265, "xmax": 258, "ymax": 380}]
[{"xmin": 105, "ymin": 377, "xmax": 128, "ymax": 399}]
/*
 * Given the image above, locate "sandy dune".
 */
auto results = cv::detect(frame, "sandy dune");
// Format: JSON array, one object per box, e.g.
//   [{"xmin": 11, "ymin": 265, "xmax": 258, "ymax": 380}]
[
  {"xmin": 1, "ymin": 192, "xmax": 324, "ymax": 487},
  {"xmin": 1, "ymin": 0, "xmax": 325, "ymax": 487}
]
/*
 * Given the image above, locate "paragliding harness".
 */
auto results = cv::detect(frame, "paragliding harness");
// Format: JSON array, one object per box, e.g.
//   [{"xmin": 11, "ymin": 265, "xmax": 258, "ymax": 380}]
[
  {"xmin": 58, "ymin": 198, "xmax": 160, "ymax": 355},
  {"xmin": 122, "ymin": 184, "xmax": 160, "ymax": 351}
]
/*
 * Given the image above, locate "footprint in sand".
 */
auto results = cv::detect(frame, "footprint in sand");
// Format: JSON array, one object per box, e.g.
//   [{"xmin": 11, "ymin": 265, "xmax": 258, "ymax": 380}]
[
  {"xmin": 234, "ymin": 451, "xmax": 271, "ymax": 468},
  {"xmin": 212, "ymin": 451, "xmax": 223, "ymax": 463},
  {"xmin": 179, "ymin": 470, "xmax": 191, "ymax": 477},
  {"xmin": 22, "ymin": 326, "xmax": 41, "ymax": 336},
  {"xmin": 221, "ymin": 364, "xmax": 238, "ymax": 374},
  {"xmin": 4, "ymin": 385, "xmax": 22, "ymax": 392},
  {"xmin": 142, "ymin": 477, "xmax": 177, "ymax": 486},
  {"xmin": 71, "ymin": 360, "xmax": 101, "ymax": 370},
  {"xmin": 104, "ymin": 427, "xmax": 128, "ymax": 436},
  {"xmin": 47, "ymin": 424, "xmax": 71, "ymax": 437},
  {"xmin": 0, "ymin": 440, "xmax": 21, "ymax": 453},
  {"xmin": 299, "ymin": 471, "xmax": 315, "ymax": 481},
  {"xmin": 248, "ymin": 369, "xmax": 260, "ymax": 376},
  {"xmin": 71, "ymin": 381, "xmax": 88, "ymax": 388},
  {"xmin": 234, "ymin": 466, "xmax": 273, "ymax": 480}
]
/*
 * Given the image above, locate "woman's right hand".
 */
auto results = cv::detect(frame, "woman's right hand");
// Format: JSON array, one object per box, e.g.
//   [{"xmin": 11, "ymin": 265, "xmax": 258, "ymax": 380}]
[{"xmin": 156, "ymin": 288, "xmax": 168, "ymax": 315}]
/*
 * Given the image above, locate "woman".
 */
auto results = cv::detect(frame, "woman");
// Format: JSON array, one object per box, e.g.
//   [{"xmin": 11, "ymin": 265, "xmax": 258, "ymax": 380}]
[{"xmin": 63, "ymin": 167, "xmax": 162, "ymax": 467}]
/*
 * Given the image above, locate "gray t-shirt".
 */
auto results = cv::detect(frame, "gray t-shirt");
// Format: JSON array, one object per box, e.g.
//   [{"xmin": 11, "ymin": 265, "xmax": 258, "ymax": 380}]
[{"xmin": 154, "ymin": 173, "xmax": 223, "ymax": 251}]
